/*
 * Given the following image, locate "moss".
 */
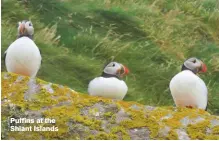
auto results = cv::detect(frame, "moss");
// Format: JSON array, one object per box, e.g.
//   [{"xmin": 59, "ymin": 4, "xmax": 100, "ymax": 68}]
[
  {"xmin": 88, "ymin": 108, "xmax": 99, "ymax": 115},
  {"xmin": 119, "ymin": 110, "xmax": 159, "ymax": 138},
  {"xmin": 205, "ymin": 135, "xmax": 219, "ymax": 140},
  {"xmin": 51, "ymin": 84, "xmax": 59, "ymax": 91},
  {"xmin": 72, "ymin": 115, "xmax": 102, "ymax": 130},
  {"xmin": 150, "ymin": 107, "xmax": 170, "ymax": 120},
  {"xmin": 87, "ymin": 132, "xmax": 118, "ymax": 140},
  {"xmin": 104, "ymin": 111, "xmax": 113, "ymax": 118},
  {"xmin": 26, "ymin": 90, "xmax": 58, "ymax": 110},
  {"xmin": 1, "ymin": 72, "xmax": 29, "ymax": 109},
  {"xmin": 163, "ymin": 108, "xmax": 208, "ymax": 129},
  {"xmin": 212, "ymin": 126, "xmax": 219, "ymax": 135},
  {"xmin": 1, "ymin": 72, "xmax": 219, "ymax": 140},
  {"xmin": 187, "ymin": 120, "xmax": 210, "ymax": 139},
  {"xmin": 8, "ymin": 131, "xmax": 42, "ymax": 140},
  {"xmin": 36, "ymin": 78, "xmax": 48, "ymax": 85},
  {"xmin": 109, "ymin": 114, "xmax": 116, "ymax": 124},
  {"xmin": 110, "ymin": 126, "xmax": 130, "ymax": 139},
  {"xmin": 166, "ymin": 129, "xmax": 178, "ymax": 140},
  {"xmin": 57, "ymin": 96, "xmax": 69, "ymax": 102}
]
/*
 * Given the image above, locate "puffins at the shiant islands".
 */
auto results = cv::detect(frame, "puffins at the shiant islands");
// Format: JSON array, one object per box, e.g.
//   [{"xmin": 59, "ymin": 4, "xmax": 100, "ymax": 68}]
[
  {"xmin": 170, "ymin": 57, "xmax": 208, "ymax": 110},
  {"xmin": 88, "ymin": 62, "xmax": 129, "ymax": 100},
  {"xmin": 4, "ymin": 20, "xmax": 42, "ymax": 78}
]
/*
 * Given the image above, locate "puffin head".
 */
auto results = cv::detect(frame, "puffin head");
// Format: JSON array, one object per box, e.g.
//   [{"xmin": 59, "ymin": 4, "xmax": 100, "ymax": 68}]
[
  {"xmin": 17, "ymin": 20, "xmax": 34, "ymax": 39},
  {"xmin": 102, "ymin": 62, "xmax": 129, "ymax": 78},
  {"xmin": 181, "ymin": 57, "xmax": 207, "ymax": 74}
]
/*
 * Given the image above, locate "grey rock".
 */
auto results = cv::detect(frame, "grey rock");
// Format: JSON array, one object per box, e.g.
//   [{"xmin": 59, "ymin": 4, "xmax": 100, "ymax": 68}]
[
  {"xmin": 115, "ymin": 108, "xmax": 131, "ymax": 123},
  {"xmin": 158, "ymin": 126, "xmax": 170, "ymax": 137},
  {"xmin": 176, "ymin": 129, "xmax": 190, "ymax": 140},
  {"xmin": 210, "ymin": 119, "xmax": 219, "ymax": 127},
  {"xmin": 129, "ymin": 127, "xmax": 150, "ymax": 140},
  {"xmin": 130, "ymin": 104, "xmax": 141, "ymax": 110},
  {"xmin": 161, "ymin": 114, "xmax": 172, "ymax": 120},
  {"xmin": 144, "ymin": 105, "xmax": 156, "ymax": 111},
  {"xmin": 180, "ymin": 116, "xmax": 204, "ymax": 127},
  {"xmin": 15, "ymin": 76, "xmax": 24, "ymax": 83},
  {"xmin": 42, "ymin": 83, "xmax": 54, "ymax": 94},
  {"xmin": 180, "ymin": 116, "xmax": 190, "ymax": 126},
  {"xmin": 206, "ymin": 128, "xmax": 212, "ymax": 135},
  {"xmin": 24, "ymin": 78, "xmax": 41, "ymax": 100}
]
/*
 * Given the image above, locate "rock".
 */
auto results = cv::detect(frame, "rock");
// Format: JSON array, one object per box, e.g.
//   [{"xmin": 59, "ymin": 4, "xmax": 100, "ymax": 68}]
[
  {"xmin": 1, "ymin": 72, "xmax": 219, "ymax": 140},
  {"xmin": 176, "ymin": 128, "xmax": 190, "ymax": 140},
  {"xmin": 129, "ymin": 127, "xmax": 150, "ymax": 140}
]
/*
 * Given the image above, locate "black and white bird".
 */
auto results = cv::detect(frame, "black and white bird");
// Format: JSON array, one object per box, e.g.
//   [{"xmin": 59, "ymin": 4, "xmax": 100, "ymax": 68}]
[
  {"xmin": 3, "ymin": 20, "xmax": 42, "ymax": 78},
  {"xmin": 169, "ymin": 57, "xmax": 208, "ymax": 110},
  {"xmin": 88, "ymin": 62, "xmax": 129, "ymax": 100}
]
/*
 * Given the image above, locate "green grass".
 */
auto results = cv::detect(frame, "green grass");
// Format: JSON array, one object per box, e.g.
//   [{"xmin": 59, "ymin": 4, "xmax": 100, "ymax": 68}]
[{"xmin": 1, "ymin": 0, "xmax": 219, "ymax": 114}]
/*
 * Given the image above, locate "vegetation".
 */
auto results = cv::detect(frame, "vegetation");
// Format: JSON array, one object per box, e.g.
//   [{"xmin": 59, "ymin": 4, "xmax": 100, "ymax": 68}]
[
  {"xmin": 1, "ymin": 0, "xmax": 219, "ymax": 114},
  {"xmin": 2, "ymin": 72, "xmax": 219, "ymax": 139}
]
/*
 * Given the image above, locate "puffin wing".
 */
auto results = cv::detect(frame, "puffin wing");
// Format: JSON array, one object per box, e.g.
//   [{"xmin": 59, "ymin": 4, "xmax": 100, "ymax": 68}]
[
  {"xmin": 2, "ymin": 50, "xmax": 7, "ymax": 67},
  {"xmin": 2, "ymin": 50, "xmax": 7, "ymax": 61}
]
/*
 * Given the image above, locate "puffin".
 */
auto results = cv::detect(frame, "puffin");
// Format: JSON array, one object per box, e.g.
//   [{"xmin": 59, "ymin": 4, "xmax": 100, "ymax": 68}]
[
  {"xmin": 88, "ymin": 62, "xmax": 129, "ymax": 100},
  {"xmin": 3, "ymin": 20, "xmax": 42, "ymax": 78},
  {"xmin": 169, "ymin": 57, "xmax": 208, "ymax": 110}
]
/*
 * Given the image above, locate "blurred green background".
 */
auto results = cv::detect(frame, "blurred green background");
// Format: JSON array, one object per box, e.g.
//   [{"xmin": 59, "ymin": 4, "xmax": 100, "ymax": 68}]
[{"xmin": 1, "ymin": 0, "xmax": 219, "ymax": 114}]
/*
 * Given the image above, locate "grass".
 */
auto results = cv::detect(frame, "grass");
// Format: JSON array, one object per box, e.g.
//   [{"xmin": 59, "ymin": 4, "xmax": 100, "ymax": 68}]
[{"xmin": 1, "ymin": 0, "xmax": 219, "ymax": 114}]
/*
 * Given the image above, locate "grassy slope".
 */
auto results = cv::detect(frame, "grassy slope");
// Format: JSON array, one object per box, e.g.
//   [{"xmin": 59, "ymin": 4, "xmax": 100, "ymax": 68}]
[{"xmin": 1, "ymin": 0, "xmax": 219, "ymax": 114}]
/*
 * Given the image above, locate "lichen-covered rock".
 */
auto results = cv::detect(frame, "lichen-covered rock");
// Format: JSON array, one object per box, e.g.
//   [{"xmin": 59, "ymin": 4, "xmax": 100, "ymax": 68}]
[{"xmin": 1, "ymin": 72, "xmax": 219, "ymax": 140}]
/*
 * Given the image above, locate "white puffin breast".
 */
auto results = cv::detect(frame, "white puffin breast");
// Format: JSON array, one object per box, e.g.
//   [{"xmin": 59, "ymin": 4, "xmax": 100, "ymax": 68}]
[
  {"xmin": 169, "ymin": 70, "xmax": 208, "ymax": 110},
  {"xmin": 5, "ymin": 37, "xmax": 41, "ymax": 78},
  {"xmin": 88, "ymin": 77, "xmax": 128, "ymax": 100}
]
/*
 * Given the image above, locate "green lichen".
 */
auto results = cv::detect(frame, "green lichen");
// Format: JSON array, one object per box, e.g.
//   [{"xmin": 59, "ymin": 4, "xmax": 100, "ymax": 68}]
[
  {"xmin": 119, "ymin": 109, "xmax": 159, "ymax": 138},
  {"xmin": 36, "ymin": 78, "xmax": 48, "ymax": 85},
  {"xmin": 51, "ymin": 83, "xmax": 59, "ymax": 92},
  {"xmin": 166, "ymin": 129, "xmax": 178, "ymax": 140},
  {"xmin": 1, "ymin": 72, "xmax": 219, "ymax": 140},
  {"xmin": 1, "ymin": 72, "xmax": 29, "ymax": 110},
  {"xmin": 88, "ymin": 108, "xmax": 99, "ymax": 115},
  {"xmin": 187, "ymin": 120, "xmax": 210, "ymax": 139},
  {"xmin": 26, "ymin": 90, "xmax": 58, "ymax": 110},
  {"xmin": 87, "ymin": 132, "xmax": 118, "ymax": 140},
  {"xmin": 57, "ymin": 96, "xmax": 70, "ymax": 102},
  {"xmin": 110, "ymin": 126, "xmax": 130, "ymax": 139},
  {"xmin": 205, "ymin": 135, "xmax": 219, "ymax": 140},
  {"xmin": 104, "ymin": 112, "xmax": 113, "ymax": 118},
  {"xmin": 212, "ymin": 126, "xmax": 219, "ymax": 135},
  {"xmin": 109, "ymin": 114, "xmax": 116, "ymax": 124}
]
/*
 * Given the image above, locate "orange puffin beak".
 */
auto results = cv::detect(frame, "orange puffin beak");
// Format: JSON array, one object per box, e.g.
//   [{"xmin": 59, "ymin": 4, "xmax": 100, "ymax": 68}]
[
  {"xmin": 200, "ymin": 62, "xmax": 207, "ymax": 73},
  {"xmin": 19, "ymin": 23, "xmax": 26, "ymax": 35},
  {"xmin": 120, "ymin": 64, "xmax": 129, "ymax": 77}
]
